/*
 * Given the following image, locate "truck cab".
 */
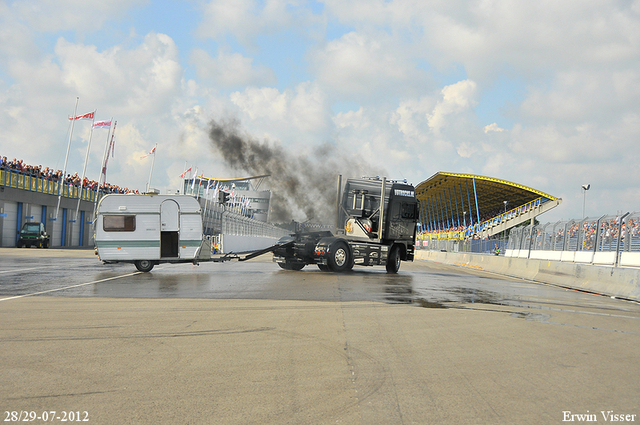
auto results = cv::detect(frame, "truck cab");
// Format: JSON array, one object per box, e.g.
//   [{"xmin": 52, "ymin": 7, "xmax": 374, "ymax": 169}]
[{"xmin": 339, "ymin": 178, "xmax": 418, "ymax": 246}]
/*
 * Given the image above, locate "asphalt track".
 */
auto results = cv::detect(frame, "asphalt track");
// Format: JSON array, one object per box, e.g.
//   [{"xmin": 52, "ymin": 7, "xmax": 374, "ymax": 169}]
[{"xmin": 1, "ymin": 248, "xmax": 639, "ymax": 424}]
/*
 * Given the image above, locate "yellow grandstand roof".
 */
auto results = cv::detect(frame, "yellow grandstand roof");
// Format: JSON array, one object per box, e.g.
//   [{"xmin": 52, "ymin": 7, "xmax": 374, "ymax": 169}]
[
  {"xmin": 189, "ymin": 174, "xmax": 270, "ymax": 183},
  {"xmin": 415, "ymin": 172, "xmax": 558, "ymax": 220}
]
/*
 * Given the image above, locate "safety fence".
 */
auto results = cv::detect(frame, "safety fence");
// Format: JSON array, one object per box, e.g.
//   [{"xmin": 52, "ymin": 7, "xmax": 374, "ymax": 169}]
[
  {"xmin": 199, "ymin": 198, "xmax": 290, "ymax": 241},
  {"xmin": 418, "ymin": 212, "xmax": 640, "ymax": 267},
  {"xmin": 416, "ymin": 238, "xmax": 507, "ymax": 255},
  {"xmin": 220, "ymin": 209, "xmax": 289, "ymax": 238},
  {"xmin": 507, "ymin": 213, "xmax": 640, "ymax": 267}
]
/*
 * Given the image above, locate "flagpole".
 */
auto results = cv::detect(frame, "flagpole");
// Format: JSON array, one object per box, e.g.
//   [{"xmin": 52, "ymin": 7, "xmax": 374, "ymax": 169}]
[
  {"xmin": 102, "ymin": 121, "xmax": 116, "ymax": 188},
  {"xmin": 202, "ymin": 178, "xmax": 211, "ymax": 233},
  {"xmin": 75, "ymin": 110, "xmax": 96, "ymax": 221},
  {"xmin": 91, "ymin": 120, "xmax": 115, "ymax": 230},
  {"xmin": 97, "ymin": 119, "xmax": 114, "ymax": 192},
  {"xmin": 145, "ymin": 143, "xmax": 157, "ymax": 193},
  {"xmin": 182, "ymin": 161, "xmax": 187, "ymax": 194},
  {"xmin": 55, "ymin": 96, "xmax": 79, "ymax": 222}
]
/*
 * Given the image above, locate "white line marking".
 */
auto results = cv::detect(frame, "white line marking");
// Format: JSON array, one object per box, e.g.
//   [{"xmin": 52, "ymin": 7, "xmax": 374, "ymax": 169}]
[
  {"xmin": 0, "ymin": 266, "xmax": 50, "ymax": 274},
  {"xmin": 0, "ymin": 271, "xmax": 141, "ymax": 302}
]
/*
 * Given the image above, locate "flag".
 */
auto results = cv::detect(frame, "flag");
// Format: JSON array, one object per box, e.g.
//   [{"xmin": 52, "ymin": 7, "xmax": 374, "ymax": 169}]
[
  {"xmin": 205, "ymin": 179, "xmax": 213, "ymax": 195},
  {"xmin": 191, "ymin": 167, "xmax": 198, "ymax": 190},
  {"xmin": 212, "ymin": 181, "xmax": 219, "ymax": 199},
  {"xmin": 140, "ymin": 146, "xmax": 156, "ymax": 159},
  {"xmin": 93, "ymin": 120, "xmax": 112, "ymax": 128},
  {"xmin": 69, "ymin": 111, "xmax": 95, "ymax": 121},
  {"xmin": 179, "ymin": 167, "xmax": 192, "ymax": 178}
]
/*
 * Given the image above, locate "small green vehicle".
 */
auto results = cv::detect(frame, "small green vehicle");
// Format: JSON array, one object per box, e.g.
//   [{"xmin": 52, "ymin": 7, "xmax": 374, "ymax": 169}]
[{"xmin": 17, "ymin": 222, "xmax": 50, "ymax": 248}]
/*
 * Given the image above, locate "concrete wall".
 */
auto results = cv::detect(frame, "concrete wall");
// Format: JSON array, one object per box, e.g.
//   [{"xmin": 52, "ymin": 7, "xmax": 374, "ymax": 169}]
[{"xmin": 415, "ymin": 250, "xmax": 640, "ymax": 302}]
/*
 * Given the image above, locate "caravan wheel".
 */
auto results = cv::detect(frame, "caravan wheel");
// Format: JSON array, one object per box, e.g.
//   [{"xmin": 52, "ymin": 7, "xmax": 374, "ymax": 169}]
[{"xmin": 135, "ymin": 260, "xmax": 155, "ymax": 273}]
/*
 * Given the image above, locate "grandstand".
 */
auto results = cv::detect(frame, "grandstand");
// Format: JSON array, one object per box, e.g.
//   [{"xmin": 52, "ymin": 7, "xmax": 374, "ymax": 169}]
[{"xmin": 415, "ymin": 172, "xmax": 562, "ymax": 240}]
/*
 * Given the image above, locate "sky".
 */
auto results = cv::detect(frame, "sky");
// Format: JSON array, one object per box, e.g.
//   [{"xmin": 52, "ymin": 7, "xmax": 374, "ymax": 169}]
[{"xmin": 1, "ymin": 0, "xmax": 639, "ymax": 223}]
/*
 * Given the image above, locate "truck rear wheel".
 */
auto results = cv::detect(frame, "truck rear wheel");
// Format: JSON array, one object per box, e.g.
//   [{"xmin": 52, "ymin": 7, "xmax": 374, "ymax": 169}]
[
  {"xmin": 328, "ymin": 241, "xmax": 352, "ymax": 272},
  {"xmin": 135, "ymin": 260, "xmax": 155, "ymax": 272},
  {"xmin": 386, "ymin": 245, "xmax": 401, "ymax": 273}
]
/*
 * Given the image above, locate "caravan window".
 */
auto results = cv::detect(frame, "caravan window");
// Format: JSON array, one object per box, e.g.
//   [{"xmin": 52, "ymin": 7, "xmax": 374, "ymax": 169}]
[{"xmin": 103, "ymin": 215, "xmax": 136, "ymax": 232}]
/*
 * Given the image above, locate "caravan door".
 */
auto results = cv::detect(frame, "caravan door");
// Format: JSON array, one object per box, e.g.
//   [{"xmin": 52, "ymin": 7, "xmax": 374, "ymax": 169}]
[{"xmin": 161, "ymin": 199, "xmax": 180, "ymax": 257}]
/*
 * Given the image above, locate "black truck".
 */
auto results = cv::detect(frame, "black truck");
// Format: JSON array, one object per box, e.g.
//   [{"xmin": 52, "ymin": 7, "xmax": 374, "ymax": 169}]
[{"xmin": 272, "ymin": 176, "xmax": 418, "ymax": 273}]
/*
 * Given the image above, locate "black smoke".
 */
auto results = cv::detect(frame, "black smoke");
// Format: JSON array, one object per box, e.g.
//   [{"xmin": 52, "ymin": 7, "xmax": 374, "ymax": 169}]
[{"xmin": 207, "ymin": 118, "xmax": 386, "ymax": 224}]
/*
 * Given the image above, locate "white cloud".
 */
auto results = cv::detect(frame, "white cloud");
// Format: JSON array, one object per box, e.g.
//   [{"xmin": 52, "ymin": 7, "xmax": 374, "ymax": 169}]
[
  {"xmin": 484, "ymin": 123, "xmax": 505, "ymax": 133},
  {"xmin": 190, "ymin": 48, "xmax": 276, "ymax": 87},
  {"xmin": 195, "ymin": 0, "xmax": 310, "ymax": 46},
  {"xmin": 230, "ymin": 87, "xmax": 289, "ymax": 121},
  {"xmin": 2, "ymin": 0, "xmax": 640, "ymax": 220},
  {"xmin": 0, "ymin": 29, "xmax": 203, "ymax": 192},
  {"xmin": 391, "ymin": 96, "xmax": 436, "ymax": 139},
  {"xmin": 230, "ymin": 81, "xmax": 329, "ymax": 134},
  {"xmin": 52, "ymin": 33, "xmax": 182, "ymax": 116},
  {"xmin": 428, "ymin": 80, "xmax": 478, "ymax": 133},
  {"xmin": 333, "ymin": 107, "xmax": 370, "ymax": 130},
  {"xmin": 309, "ymin": 31, "xmax": 422, "ymax": 99}
]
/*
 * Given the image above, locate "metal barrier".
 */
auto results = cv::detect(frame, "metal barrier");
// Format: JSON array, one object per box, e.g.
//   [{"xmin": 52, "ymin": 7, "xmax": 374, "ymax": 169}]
[
  {"xmin": 220, "ymin": 209, "xmax": 289, "ymax": 238},
  {"xmin": 506, "ymin": 213, "xmax": 640, "ymax": 267},
  {"xmin": 0, "ymin": 168, "xmax": 102, "ymax": 202},
  {"xmin": 199, "ymin": 198, "xmax": 289, "ymax": 239},
  {"xmin": 416, "ymin": 237, "xmax": 507, "ymax": 255},
  {"xmin": 418, "ymin": 212, "xmax": 640, "ymax": 267}
]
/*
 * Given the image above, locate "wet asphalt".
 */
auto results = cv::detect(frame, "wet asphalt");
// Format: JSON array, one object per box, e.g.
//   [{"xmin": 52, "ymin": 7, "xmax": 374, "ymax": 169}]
[
  {"xmin": 1, "ymin": 248, "xmax": 639, "ymax": 424},
  {"xmin": 0, "ymin": 247, "xmax": 633, "ymax": 311}
]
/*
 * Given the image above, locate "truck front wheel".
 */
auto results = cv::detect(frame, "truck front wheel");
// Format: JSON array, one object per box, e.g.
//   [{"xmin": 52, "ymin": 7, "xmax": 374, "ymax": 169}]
[
  {"xmin": 135, "ymin": 260, "xmax": 155, "ymax": 272},
  {"xmin": 328, "ymin": 241, "xmax": 352, "ymax": 272},
  {"xmin": 386, "ymin": 245, "xmax": 401, "ymax": 273}
]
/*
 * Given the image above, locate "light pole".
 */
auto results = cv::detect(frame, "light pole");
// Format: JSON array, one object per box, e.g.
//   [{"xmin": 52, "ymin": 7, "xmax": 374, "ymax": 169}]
[
  {"xmin": 582, "ymin": 184, "xmax": 590, "ymax": 219},
  {"xmin": 502, "ymin": 200, "xmax": 508, "ymax": 247}
]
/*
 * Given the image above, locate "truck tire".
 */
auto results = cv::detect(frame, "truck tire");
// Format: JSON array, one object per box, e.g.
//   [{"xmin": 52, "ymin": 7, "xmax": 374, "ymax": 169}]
[
  {"xmin": 328, "ymin": 241, "xmax": 352, "ymax": 272},
  {"xmin": 135, "ymin": 260, "xmax": 155, "ymax": 273},
  {"xmin": 386, "ymin": 245, "xmax": 401, "ymax": 273}
]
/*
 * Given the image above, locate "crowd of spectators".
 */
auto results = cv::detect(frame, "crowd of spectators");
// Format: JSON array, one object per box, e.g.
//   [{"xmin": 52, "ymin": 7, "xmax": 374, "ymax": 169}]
[
  {"xmin": 529, "ymin": 215, "xmax": 640, "ymax": 252},
  {"xmin": 0, "ymin": 155, "xmax": 138, "ymax": 195}
]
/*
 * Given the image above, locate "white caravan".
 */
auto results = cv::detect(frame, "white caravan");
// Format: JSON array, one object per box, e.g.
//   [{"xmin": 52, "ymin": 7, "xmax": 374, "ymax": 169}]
[{"xmin": 95, "ymin": 194, "xmax": 210, "ymax": 272}]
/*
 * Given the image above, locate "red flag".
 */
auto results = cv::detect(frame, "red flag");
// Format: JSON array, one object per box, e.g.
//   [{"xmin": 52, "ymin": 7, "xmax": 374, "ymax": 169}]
[
  {"xmin": 140, "ymin": 146, "xmax": 156, "ymax": 159},
  {"xmin": 93, "ymin": 120, "xmax": 111, "ymax": 128},
  {"xmin": 69, "ymin": 111, "xmax": 95, "ymax": 121},
  {"xmin": 179, "ymin": 167, "xmax": 192, "ymax": 178}
]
